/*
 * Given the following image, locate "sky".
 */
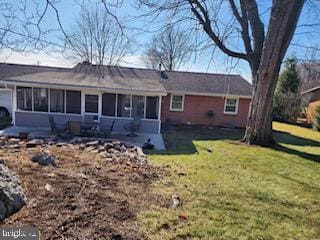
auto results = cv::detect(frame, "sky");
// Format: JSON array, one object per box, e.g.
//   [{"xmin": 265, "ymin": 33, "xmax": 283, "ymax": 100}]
[{"xmin": 0, "ymin": 0, "xmax": 319, "ymax": 83}]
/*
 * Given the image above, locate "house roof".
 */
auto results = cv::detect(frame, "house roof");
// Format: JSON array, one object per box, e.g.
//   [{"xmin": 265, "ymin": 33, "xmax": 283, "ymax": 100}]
[
  {"xmin": 0, "ymin": 62, "xmax": 252, "ymax": 97},
  {"xmin": 297, "ymin": 62, "xmax": 320, "ymax": 93},
  {"xmin": 161, "ymin": 71, "xmax": 252, "ymax": 97}
]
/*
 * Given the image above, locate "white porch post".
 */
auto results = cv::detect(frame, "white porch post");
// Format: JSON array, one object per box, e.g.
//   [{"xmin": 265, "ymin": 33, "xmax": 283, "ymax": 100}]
[
  {"xmin": 81, "ymin": 90, "xmax": 85, "ymax": 120},
  {"xmin": 98, "ymin": 92, "xmax": 102, "ymax": 122},
  {"xmin": 12, "ymin": 85, "xmax": 16, "ymax": 126},
  {"xmin": 158, "ymin": 96, "xmax": 162, "ymax": 134}
]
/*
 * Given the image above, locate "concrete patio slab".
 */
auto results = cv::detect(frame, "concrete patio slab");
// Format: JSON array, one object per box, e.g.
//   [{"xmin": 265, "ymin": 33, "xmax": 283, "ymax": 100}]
[
  {"xmin": 0, "ymin": 126, "xmax": 53, "ymax": 138},
  {"xmin": 0, "ymin": 127, "xmax": 166, "ymax": 150}
]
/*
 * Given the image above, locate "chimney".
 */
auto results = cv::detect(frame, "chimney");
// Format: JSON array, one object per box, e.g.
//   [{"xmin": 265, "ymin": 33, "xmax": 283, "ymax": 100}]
[{"xmin": 158, "ymin": 63, "xmax": 168, "ymax": 80}]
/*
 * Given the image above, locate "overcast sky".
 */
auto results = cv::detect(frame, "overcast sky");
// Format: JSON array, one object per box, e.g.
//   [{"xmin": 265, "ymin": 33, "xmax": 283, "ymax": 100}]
[{"xmin": 0, "ymin": 0, "xmax": 319, "ymax": 82}]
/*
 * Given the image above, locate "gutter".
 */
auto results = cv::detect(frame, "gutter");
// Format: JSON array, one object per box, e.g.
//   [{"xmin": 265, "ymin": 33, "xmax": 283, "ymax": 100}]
[{"xmin": 0, "ymin": 79, "xmax": 167, "ymax": 96}]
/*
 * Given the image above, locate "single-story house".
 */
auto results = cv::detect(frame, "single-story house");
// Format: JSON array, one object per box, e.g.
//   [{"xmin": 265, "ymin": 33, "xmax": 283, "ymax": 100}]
[
  {"xmin": 301, "ymin": 86, "xmax": 320, "ymax": 125},
  {"xmin": 0, "ymin": 62, "xmax": 252, "ymax": 133}
]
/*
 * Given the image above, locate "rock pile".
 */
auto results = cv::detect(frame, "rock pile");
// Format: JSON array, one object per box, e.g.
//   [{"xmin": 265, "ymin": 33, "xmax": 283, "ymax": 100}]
[
  {"xmin": 0, "ymin": 161, "xmax": 27, "ymax": 221},
  {"xmin": 0, "ymin": 136, "xmax": 148, "ymax": 165},
  {"xmin": 79, "ymin": 139, "xmax": 148, "ymax": 165}
]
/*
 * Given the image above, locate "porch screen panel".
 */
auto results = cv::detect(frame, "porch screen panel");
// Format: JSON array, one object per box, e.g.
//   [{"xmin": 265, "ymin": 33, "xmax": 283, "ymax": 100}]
[
  {"xmin": 132, "ymin": 95, "xmax": 145, "ymax": 118},
  {"xmin": 102, "ymin": 93, "xmax": 116, "ymax": 116},
  {"xmin": 117, "ymin": 94, "xmax": 131, "ymax": 117},
  {"xmin": 17, "ymin": 87, "xmax": 32, "ymax": 111},
  {"xmin": 50, "ymin": 89, "xmax": 65, "ymax": 113},
  {"xmin": 85, "ymin": 94, "xmax": 98, "ymax": 113},
  {"xmin": 33, "ymin": 88, "xmax": 48, "ymax": 112},
  {"xmin": 66, "ymin": 90, "xmax": 81, "ymax": 114},
  {"xmin": 146, "ymin": 96, "xmax": 159, "ymax": 119}
]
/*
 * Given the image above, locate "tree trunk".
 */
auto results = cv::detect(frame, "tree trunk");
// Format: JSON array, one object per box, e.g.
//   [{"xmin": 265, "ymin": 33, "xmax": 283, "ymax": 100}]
[{"xmin": 243, "ymin": 0, "xmax": 305, "ymax": 145}]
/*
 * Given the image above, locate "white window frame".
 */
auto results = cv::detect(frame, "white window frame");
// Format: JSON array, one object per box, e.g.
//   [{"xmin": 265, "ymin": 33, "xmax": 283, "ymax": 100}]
[
  {"xmin": 170, "ymin": 94, "xmax": 185, "ymax": 112},
  {"xmin": 224, "ymin": 97, "xmax": 239, "ymax": 115}
]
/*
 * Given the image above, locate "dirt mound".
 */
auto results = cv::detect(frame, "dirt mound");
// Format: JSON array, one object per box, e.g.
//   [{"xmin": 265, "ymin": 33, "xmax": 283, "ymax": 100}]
[{"xmin": 0, "ymin": 143, "xmax": 162, "ymax": 240}]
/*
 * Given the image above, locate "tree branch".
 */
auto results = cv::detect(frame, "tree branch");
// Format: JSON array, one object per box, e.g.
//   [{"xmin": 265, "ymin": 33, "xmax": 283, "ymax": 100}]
[
  {"xmin": 229, "ymin": 0, "xmax": 253, "ymax": 55},
  {"xmin": 188, "ymin": 0, "xmax": 248, "ymax": 61}
]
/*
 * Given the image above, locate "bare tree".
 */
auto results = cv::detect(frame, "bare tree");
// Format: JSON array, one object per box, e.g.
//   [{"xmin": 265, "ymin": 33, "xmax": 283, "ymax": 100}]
[
  {"xmin": 0, "ymin": 0, "xmax": 129, "ymax": 64},
  {"xmin": 0, "ymin": 1, "xmax": 53, "ymax": 52},
  {"xmin": 64, "ymin": 6, "xmax": 130, "ymax": 65},
  {"xmin": 137, "ymin": 0, "xmax": 310, "ymax": 145},
  {"xmin": 143, "ymin": 26, "xmax": 192, "ymax": 71}
]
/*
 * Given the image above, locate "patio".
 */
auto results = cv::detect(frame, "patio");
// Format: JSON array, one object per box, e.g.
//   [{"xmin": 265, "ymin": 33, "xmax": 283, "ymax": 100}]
[{"xmin": 0, "ymin": 126, "xmax": 166, "ymax": 150}]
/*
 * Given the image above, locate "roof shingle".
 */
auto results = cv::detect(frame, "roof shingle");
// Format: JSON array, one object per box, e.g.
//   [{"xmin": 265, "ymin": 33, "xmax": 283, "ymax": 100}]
[{"xmin": 0, "ymin": 62, "xmax": 252, "ymax": 97}]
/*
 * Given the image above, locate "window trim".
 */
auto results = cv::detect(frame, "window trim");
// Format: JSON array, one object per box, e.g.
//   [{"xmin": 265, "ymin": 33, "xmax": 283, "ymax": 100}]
[
  {"xmin": 65, "ymin": 90, "xmax": 82, "ymax": 115},
  {"xmin": 33, "ymin": 87, "xmax": 49, "ymax": 112},
  {"xmin": 16, "ymin": 86, "xmax": 33, "ymax": 111},
  {"xmin": 49, "ymin": 89, "xmax": 65, "ymax": 113},
  {"xmin": 85, "ymin": 94, "xmax": 99, "ymax": 114},
  {"xmin": 170, "ymin": 94, "xmax": 185, "ymax": 112},
  {"xmin": 101, "ymin": 93, "xmax": 116, "ymax": 117},
  {"xmin": 224, "ymin": 97, "xmax": 239, "ymax": 115}
]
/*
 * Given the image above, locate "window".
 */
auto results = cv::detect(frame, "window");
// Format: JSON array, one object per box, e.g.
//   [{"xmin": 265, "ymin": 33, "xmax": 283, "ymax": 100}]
[
  {"xmin": 17, "ymin": 87, "xmax": 32, "ymax": 111},
  {"xmin": 85, "ymin": 94, "xmax": 98, "ymax": 113},
  {"xmin": 224, "ymin": 98, "xmax": 238, "ymax": 114},
  {"xmin": 50, "ymin": 89, "xmax": 65, "ymax": 113},
  {"xmin": 33, "ymin": 88, "xmax": 48, "ymax": 112},
  {"xmin": 132, "ymin": 95, "xmax": 145, "ymax": 118},
  {"xmin": 170, "ymin": 94, "xmax": 184, "ymax": 111},
  {"xmin": 146, "ymin": 96, "xmax": 159, "ymax": 119},
  {"xmin": 66, "ymin": 90, "xmax": 81, "ymax": 114},
  {"xmin": 102, "ymin": 93, "xmax": 116, "ymax": 116},
  {"xmin": 117, "ymin": 94, "xmax": 131, "ymax": 117}
]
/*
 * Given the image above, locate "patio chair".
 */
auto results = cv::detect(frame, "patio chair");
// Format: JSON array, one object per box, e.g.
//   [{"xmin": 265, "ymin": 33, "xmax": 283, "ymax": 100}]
[
  {"xmin": 48, "ymin": 116, "xmax": 68, "ymax": 135},
  {"xmin": 99, "ymin": 120, "xmax": 115, "ymax": 137},
  {"xmin": 68, "ymin": 121, "xmax": 81, "ymax": 136},
  {"xmin": 81, "ymin": 115, "xmax": 98, "ymax": 136},
  {"xmin": 123, "ymin": 118, "xmax": 140, "ymax": 137}
]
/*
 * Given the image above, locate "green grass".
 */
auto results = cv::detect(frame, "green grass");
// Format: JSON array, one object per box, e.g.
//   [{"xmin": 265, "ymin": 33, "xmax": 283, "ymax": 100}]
[{"xmin": 140, "ymin": 123, "xmax": 320, "ymax": 240}]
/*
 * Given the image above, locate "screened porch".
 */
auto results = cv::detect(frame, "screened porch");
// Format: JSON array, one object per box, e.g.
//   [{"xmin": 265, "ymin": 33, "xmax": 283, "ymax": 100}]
[{"xmin": 13, "ymin": 86, "xmax": 163, "ymax": 134}]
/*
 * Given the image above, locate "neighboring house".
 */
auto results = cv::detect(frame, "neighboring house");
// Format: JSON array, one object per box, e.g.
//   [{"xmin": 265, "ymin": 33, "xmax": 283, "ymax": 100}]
[
  {"xmin": 0, "ymin": 62, "xmax": 252, "ymax": 133},
  {"xmin": 301, "ymin": 86, "xmax": 320, "ymax": 125}
]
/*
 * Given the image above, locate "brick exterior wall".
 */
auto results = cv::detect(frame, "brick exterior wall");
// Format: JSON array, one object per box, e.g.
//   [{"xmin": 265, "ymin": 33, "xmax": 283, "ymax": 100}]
[{"xmin": 161, "ymin": 94, "xmax": 251, "ymax": 128}]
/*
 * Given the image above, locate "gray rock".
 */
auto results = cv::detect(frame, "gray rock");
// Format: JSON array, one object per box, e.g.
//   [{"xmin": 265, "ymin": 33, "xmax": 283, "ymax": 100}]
[
  {"xmin": 99, "ymin": 152, "xmax": 108, "ymax": 158},
  {"xmin": 172, "ymin": 195, "xmax": 181, "ymax": 208},
  {"xmin": 0, "ymin": 162, "xmax": 27, "ymax": 221},
  {"xmin": 47, "ymin": 141, "xmax": 56, "ymax": 146},
  {"xmin": 104, "ymin": 142, "xmax": 114, "ymax": 150},
  {"xmin": 86, "ymin": 141, "xmax": 99, "ymax": 147},
  {"xmin": 56, "ymin": 142, "xmax": 67, "ymax": 147},
  {"xmin": 85, "ymin": 146, "xmax": 96, "ymax": 152},
  {"xmin": 7, "ymin": 144, "xmax": 20, "ymax": 149},
  {"xmin": 31, "ymin": 153, "xmax": 56, "ymax": 167},
  {"xmin": 79, "ymin": 144, "xmax": 86, "ymax": 150},
  {"xmin": 26, "ymin": 139, "xmax": 41, "ymax": 148},
  {"xmin": 7, "ymin": 138, "xmax": 20, "ymax": 144},
  {"xmin": 136, "ymin": 147, "xmax": 148, "ymax": 164},
  {"xmin": 98, "ymin": 146, "xmax": 105, "ymax": 153},
  {"xmin": 120, "ymin": 145, "xmax": 127, "ymax": 153},
  {"xmin": 70, "ymin": 137, "xmax": 83, "ymax": 144}
]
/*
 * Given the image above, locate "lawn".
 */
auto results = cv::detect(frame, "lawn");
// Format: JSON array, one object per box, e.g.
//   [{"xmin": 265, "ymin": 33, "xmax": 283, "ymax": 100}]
[{"xmin": 140, "ymin": 122, "xmax": 320, "ymax": 240}]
